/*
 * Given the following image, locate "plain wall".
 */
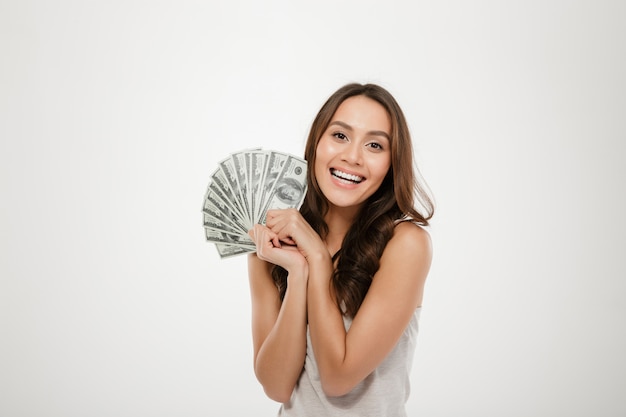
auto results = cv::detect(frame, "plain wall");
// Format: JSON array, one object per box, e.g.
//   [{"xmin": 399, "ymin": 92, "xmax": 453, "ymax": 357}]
[{"xmin": 1, "ymin": 1, "xmax": 625, "ymax": 416}]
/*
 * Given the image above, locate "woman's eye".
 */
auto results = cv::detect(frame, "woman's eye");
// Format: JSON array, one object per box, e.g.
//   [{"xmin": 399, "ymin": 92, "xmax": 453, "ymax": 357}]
[
  {"xmin": 333, "ymin": 132, "xmax": 347, "ymax": 140},
  {"xmin": 367, "ymin": 142, "xmax": 384, "ymax": 151}
]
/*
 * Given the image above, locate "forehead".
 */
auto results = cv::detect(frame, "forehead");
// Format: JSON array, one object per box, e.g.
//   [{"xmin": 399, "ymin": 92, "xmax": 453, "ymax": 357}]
[{"xmin": 330, "ymin": 95, "xmax": 391, "ymax": 134}]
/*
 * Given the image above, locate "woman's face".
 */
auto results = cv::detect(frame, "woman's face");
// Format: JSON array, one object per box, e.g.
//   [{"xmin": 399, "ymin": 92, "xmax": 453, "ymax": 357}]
[{"xmin": 314, "ymin": 95, "xmax": 392, "ymax": 212}]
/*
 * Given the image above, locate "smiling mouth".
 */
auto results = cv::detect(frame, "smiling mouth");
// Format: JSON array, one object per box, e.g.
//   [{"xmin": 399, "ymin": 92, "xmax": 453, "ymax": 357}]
[{"xmin": 331, "ymin": 168, "xmax": 364, "ymax": 184}]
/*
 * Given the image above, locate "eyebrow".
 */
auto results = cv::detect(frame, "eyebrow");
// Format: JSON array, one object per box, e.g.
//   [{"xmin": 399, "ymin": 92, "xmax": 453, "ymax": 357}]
[{"xmin": 329, "ymin": 120, "xmax": 391, "ymax": 141}]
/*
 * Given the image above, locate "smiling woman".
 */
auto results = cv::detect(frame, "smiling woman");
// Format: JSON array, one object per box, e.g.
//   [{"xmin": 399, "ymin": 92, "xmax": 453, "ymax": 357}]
[
  {"xmin": 315, "ymin": 95, "xmax": 392, "ymax": 211},
  {"xmin": 247, "ymin": 83, "xmax": 434, "ymax": 416}
]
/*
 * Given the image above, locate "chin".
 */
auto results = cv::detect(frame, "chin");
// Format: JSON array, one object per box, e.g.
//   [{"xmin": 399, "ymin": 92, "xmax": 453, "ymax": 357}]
[{"xmin": 326, "ymin": 197, "xmax": 367, "ymax": 210}]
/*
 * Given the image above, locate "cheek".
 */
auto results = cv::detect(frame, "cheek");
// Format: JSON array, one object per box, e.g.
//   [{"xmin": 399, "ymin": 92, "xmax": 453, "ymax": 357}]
[
  {"xmin": 315, "ymin": 138, "xmax": 333, "ymax": 159},
  {"xmin": 314, "ymin": 141, "xmax": 332, "ymax": 174},
  {"xmin": 314, "ymin": 162, "xmax": 326, "ymax": 181},
  {"xmin": 370, "ymin": 157, "xmax": 392, "ymax": 183}
]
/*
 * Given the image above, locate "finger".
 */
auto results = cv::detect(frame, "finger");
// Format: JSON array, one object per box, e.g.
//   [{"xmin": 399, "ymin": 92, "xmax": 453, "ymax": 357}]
[
  {"xmin": 265, "ymin": 209, "xmax": 277, "ymax": 222},
  {"xmin": 266, "ymin": 213, "xmax": 292, "ymax": 234},
  {"xmin": 249, "ymin": 224, "xmax": 265, "ymax": 242},
  {"xmin": 264, "ymin": 210, "xmax": 281, "ymax": 228},
  {"xmin": 280, "ymin": 236, "xmax": 296, "ymax": 245},
  {"xmin": 271, "ymin": 233, "xmax": 282, "ymax": 248},
  {"xmin": 257, "ymin": 225, "xmax": 281, "ymax": 249},
  {"xmin": 249, "ymin": 225, "xmax": 278, "ymax": 249}
]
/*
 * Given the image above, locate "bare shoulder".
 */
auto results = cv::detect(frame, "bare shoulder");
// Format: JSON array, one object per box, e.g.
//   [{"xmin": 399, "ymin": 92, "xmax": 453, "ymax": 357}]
[
  {"xmin": 376, "ymin": 221, "xmax": 433, "ymax": 298},
  {"xmin": 364, "ymin": 222, "xmax": 432, "ymax": 321},
  {"xmin": 386, "ymin": 221, "xmax": 432, "ymax": 260}
]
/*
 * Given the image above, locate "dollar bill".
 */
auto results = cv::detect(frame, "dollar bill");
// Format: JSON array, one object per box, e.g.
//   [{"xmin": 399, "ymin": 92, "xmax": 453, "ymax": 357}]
[
  {"xmin": 218, "ymin": 157, "xmax": 249, "ymax": 227},
  {"xmin": 202, "ymin": 191, "xmax": 249, "ymax": 236},
  {"xmin": 202, "ymin": 148, "xmax": 307, "ymax": 258},
  {"xmin": 231, "ymin": 151, "xmax": 252, "ymax": 227},
  {"xmin": 258, "ymin": 155, "xmax": 308, "ymax": 224},
  {"xmin": 206, "ymin": 168, "xmax": 248, "ymax": 223},
  {"xmin": 215, "ymin": 242, "xmax": 256, "ymax": 258},
  {"xmin": 247, "ymin": 150, "xmax": 268, "ymax": 224},
  {"xmin": 204, "ymin": 226, "xmax": 253, "ymax": 245},
  {"xmin": 255, "ymin": 150, "xmax": 289, "ymax": 223}
]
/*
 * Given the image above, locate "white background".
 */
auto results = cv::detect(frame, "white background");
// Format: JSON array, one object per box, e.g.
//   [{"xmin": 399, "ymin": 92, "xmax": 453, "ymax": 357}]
[{"xmin": 1, "ymin": 1, "xmax": 625, "ymax": 416}]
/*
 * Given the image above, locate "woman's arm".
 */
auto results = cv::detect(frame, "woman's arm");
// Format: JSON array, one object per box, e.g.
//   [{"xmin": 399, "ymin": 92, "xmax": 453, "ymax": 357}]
[
  {"xmin": 247, "ymin": 250, "xmax": 308, "ymax": 403},
  {"xmin": 306, "ymin": 222, "xmax": 433, "ymax": 397}
]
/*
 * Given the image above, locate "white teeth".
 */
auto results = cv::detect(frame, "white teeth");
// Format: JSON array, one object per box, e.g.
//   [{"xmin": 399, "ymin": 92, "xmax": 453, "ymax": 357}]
[{"xmin": 331, "ymin": 169, "xmax": 363, "ymax": 183}]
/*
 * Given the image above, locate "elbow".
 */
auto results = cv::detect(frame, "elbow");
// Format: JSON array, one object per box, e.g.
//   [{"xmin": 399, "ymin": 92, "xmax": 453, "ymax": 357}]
[
  {"xmin": 263, "ymin": 385, "xmax": 293, "ymax": 404},
  {"xmin": 320, "ymin": 377, "xmax": 356, "ymax": 398},
  {"xmin": 317, "ymin": 363, "xmax": 361, "ymax": 397},
  {"xmin": 255, "ymin": 367, "xmax": 295, "ymax": 403},
  {"xmin": 322, "ymin": 385, "xmax": 353, "ymax": 398}
]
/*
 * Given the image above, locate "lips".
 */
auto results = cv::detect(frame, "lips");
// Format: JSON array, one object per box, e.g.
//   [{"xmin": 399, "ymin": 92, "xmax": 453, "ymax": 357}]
[{"xmin": 331, "ymin": 168, "xmax": 364, "ymax": 184}]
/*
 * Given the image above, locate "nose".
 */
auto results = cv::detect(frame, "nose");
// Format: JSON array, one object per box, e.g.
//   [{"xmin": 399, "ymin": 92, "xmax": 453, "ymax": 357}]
[{"xmin": 341, "ymin": 142, "xmax": 363, "ymax": 165}]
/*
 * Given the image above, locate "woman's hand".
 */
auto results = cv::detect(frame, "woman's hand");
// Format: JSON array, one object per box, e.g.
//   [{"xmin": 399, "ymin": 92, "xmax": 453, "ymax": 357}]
[
  {"xmin": 248, "ymin": 223, "xmax": 308, "ymax": 274},
  {"xmin": 264, "ymin": 209, "xmax": 327, "ymax": 261}
]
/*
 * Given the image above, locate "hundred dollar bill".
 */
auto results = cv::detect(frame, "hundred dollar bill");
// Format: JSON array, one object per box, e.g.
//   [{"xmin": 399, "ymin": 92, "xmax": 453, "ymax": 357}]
[
  {"xmin": 204, "ymin": 226, "xmax": 253, "ymax": 245},
  {"xmin": 203, "ymin": 186, "xmax": 248, "ymax": 230},
  {"xmin": 247, "ymin": 150, "xmax": 269, "ymax": 225},
  {"xmin": 215, "ymin": 242, "xmax": 256, "ymax": 258},
  {"xmin": 203, "ymin": 187, "xmax": 249, "ymax": 234},
  {"xmin": 231, "ymin": 152, "xmax": 252, "ymax": 228},
  {"xmin": 205, "ymin": 169, "xmax": 248, "ymax": 223},
  {"xmin": 202, "ymin": 194, "xmax": 248, "ymax": 235},
  {"xmin": 218, "ymin": 156, "xmax": 250, "ymax": 227},
  {"xmin": 202, "ymin": 213, "xmax": 243, "ymax": 237},
  {"xmin": 258, "ymin": 155, "xmax": 307, "ymax": 225},
  {"xmin": 255, "ymin": 150, "xmax": 289, "ymax": 223},
  {"xmin": 211, "ymin": 165, "xmax": 248, "ymax": 222},
  {"xmin": 202, "ymin": 148, "xmax": 308, "ymax": 258}
]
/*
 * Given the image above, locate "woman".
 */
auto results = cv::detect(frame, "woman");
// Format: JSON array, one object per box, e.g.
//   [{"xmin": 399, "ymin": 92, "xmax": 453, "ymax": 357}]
[{"xmin": 247, "ymin": 83, "xmax": 434, "ymax": 416}]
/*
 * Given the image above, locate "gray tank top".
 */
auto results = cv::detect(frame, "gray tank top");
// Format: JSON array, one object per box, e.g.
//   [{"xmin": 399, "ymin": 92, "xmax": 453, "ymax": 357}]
[{"xmin": 278, "ymin": 308, "xmax": 421, "ymax": 417}]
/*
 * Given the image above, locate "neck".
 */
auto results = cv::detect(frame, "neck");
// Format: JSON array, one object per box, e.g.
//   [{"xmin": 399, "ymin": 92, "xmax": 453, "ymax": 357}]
[{"xmin": 324, "ymin": 205, "xmax": 360, "ymax": 256}]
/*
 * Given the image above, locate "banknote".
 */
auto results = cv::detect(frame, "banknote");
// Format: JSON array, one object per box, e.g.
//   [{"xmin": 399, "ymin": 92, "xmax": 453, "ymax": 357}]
[
  {"xmin": 257, "ymin": 155, "xmax": 307, "ymax": 225},
  {"xmin": 202, "ymin": 149, "xmax": 307, "ymax": 258}
]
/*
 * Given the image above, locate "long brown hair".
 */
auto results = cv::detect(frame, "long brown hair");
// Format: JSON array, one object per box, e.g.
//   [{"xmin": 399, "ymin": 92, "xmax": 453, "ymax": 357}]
[{"xmin": 272, "ymin": 83, "xmax": 434, "ymax": 317}]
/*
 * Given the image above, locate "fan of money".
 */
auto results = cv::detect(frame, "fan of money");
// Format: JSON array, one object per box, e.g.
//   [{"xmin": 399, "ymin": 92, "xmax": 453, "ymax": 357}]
[{"xmin": 202, "ymin": 148, "xmax": 308, "ymax": 258}]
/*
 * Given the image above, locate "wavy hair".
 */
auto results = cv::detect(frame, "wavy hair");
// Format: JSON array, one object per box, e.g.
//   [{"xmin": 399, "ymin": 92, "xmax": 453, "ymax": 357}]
[{"xmin": 272, "ymin": 83, "xmax": 434, "ymax": 317}]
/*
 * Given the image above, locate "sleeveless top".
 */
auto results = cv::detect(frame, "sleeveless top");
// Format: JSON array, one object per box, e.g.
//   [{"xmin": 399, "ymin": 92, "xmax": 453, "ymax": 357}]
[{"xmin": 278, "ymin": 308, "xmax": 421, "ymax": 417}]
